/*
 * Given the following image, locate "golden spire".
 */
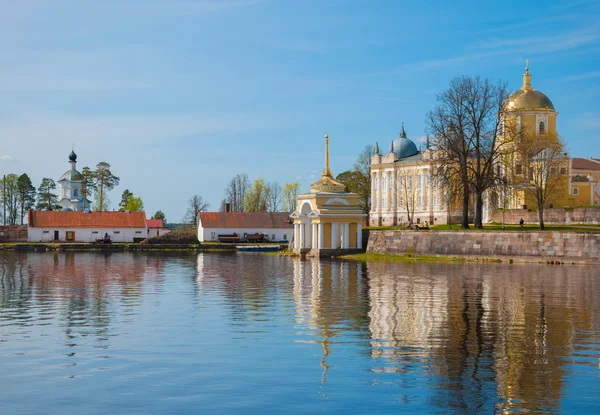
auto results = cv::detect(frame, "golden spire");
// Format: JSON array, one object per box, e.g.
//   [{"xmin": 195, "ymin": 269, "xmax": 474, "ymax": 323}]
[
  {"xmin": 310, "ymin": 133, "xmax": 345, "ymax": 192},
  {"xmin": 323, "ymin": 134, "xmax": 332, "ymax": 177},
  {"xmin": 522, "ymin": 60, "xmax": 532, "ymax": 91}
]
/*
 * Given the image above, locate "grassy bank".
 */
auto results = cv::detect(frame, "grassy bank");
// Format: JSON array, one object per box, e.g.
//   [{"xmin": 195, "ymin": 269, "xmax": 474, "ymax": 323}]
[
  {"xmin": 429, "ymin": 224, "xmax": 600, "ymax": 232},
  {"xmin": 337, "ymin": 252, "xmax": 502, "ymax": 263}
]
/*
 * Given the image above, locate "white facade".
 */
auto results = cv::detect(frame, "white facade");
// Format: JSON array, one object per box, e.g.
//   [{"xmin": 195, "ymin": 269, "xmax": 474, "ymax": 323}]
[
  {"xmin": 197, "ymin": 226, "xmax": 291, "ymax": 243},
  {"xmin": 28, "ymin": 227, "xmax": 147, "ymax": 243},
  {"xmin": 57, "ymin": 151, "xmax": 91, "ymax": 211},
  {"xmin": 147, "ymin": 227, "xmax": 171, "ymax": 238}
]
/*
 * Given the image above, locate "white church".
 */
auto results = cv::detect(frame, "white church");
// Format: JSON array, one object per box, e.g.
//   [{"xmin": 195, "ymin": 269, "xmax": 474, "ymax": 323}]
[{"xmin": 57, "ymin": 150, "xmax": 92, "ymax": 211}]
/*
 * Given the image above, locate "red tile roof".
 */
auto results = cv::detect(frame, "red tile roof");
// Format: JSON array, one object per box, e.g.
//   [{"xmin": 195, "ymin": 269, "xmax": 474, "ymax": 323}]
[
  {"xmin": 29, "ymin": 211, "xmax": 147, "ymax": 228},
  {"xmin": 572, "ymin": 158, "xmax": 600, "ymax": 170},
  {"xmin": 199, "ymin": 212, "xmax": 293, "ymax": 229},
  {"xmin": 146, "ymin": 219, "xmax": 165, "ymax": 228}
]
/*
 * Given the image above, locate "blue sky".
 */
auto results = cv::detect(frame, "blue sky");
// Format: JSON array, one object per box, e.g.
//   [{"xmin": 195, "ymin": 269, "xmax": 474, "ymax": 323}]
[{"xmin": 0, "ymin": 0, "xmax": 598, "ymax": 221}]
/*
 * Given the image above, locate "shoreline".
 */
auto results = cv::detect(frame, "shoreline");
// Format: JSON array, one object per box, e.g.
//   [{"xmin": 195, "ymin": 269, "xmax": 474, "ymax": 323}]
[{"xmin": 0, "ymin": 242, "xmax": 287, "ymax": 253}]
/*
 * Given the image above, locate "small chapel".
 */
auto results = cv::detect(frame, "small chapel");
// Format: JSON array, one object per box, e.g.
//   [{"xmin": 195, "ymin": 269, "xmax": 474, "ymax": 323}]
[
  {"xmin": 57, "ymin": 150, "xmax": 92, "ymax": 211},
  {"xmin": 291, "ymin": 135, "xmax": 366, "ymax": 257}
]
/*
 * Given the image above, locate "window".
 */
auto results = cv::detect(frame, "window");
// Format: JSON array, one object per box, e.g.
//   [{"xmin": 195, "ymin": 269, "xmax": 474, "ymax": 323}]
[
  {"xmin": 560, "ymin": 167, "xmax": 567, "ymax": 175},
  {"xmin": 573, "ymin": 188, "xmax": 579, "ymax": 195},
  {"xmin": 135, "ymin": 231, "xmax": 142, "ymax": 234},
  {"xmin": 516, "ymin": 164, "xmax": 523, "ymax": 175},
  {"xmin": 272, "ymin": 234, "xmax": 275, "ymax": 241},
  {"xmin": 114, "ymin": 231, "xmax": 120, "ymax": 234},
  {"xmin": 539, "ymin": 121, "xmax": 545, "ymax": 134},
  {"xmin": 43, "ymin": 230, "xmax": 49, "ymax": 234},
  {"xmin": 211, "ymin": 232, "xmax": 215, "ymax": 240},
  {"xmin": 92, "ymin": 231, "xmax": 98, "ymax": 234},
  {"xmin": 74, "ymin": 188, "xmax": 79, "ymax": 197},
  {"xmin": 283, "ymin": 234, "xmax": 287, "ymax": 241}
]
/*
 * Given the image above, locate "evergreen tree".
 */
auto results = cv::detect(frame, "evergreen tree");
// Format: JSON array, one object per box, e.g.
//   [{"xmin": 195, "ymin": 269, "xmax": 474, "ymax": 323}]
[
  {"xmin": 74, "ymin": 167, "xmax": 96, "ymax": 212},
  {"xmin": 37, "ymin": 178, "xmax": 59, "ymax": 211},
  {"xmin": 93, "ymin": 162, "xmax": 119, "ymax": 212},
  {"xmin": 1, "ymin": 174, "xmax": 20, "ymax": 225},
  {"xmin": 153, "ymin": 210, "xmax": 167, "ymax": 224},
  {"xmin": 119, "ymin": 189, "xmax": 133, "ymax": 210},
  {"xmin": 17, "ymin": 173, "xmax": 36, "ymax": 225}
]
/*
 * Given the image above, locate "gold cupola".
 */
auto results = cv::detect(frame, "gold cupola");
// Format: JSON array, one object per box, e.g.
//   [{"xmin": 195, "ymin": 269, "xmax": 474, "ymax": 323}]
[
  {"xmin": 310, "ymin": 134, "xmax": 346, "ymax": 193},
  {"xmin": 506, "ymin": 62, "xmax": 556, "ymax": 111}
]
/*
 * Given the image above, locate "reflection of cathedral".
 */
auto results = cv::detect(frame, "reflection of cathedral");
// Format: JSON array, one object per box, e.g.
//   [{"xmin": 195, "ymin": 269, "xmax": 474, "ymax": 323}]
[{"xmin": 288, "ymin": 258, "xmax": 600, "ymax": 413}]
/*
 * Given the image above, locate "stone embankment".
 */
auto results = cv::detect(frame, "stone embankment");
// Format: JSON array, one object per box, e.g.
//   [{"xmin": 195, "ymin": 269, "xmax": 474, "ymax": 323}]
[
  {"xmin": 367, "ymin": 230, "xmax": 600, "ymax": 263},
  {"xmin": 492, "ymin": 208, "xmax": 600, "ymax": 225}
]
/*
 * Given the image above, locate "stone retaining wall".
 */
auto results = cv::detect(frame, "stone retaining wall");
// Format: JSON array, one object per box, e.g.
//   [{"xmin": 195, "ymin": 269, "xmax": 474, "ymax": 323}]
[
  {"xmin": 491, "ymin": 208, "xmax": 600, "ymax": 225},
  {"xmin": 367, "ymin": 230, "xmax": 600, "ymax": 261}
]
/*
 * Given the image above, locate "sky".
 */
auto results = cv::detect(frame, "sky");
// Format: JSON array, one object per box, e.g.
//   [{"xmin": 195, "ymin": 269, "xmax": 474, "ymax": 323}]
[{"xmin": 0, "ymin": 0, "xmax": 598, "ymax": 222}]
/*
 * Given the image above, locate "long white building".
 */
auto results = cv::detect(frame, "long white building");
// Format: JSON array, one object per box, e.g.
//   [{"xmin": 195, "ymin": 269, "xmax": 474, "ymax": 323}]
[{"xmin": 28, "ymin": 211, "xmax": 147, "ymax": 242}]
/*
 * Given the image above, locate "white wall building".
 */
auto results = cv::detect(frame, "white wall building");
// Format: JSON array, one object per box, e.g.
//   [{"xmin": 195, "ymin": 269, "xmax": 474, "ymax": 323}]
[
  {"xmin": 28, "ymin": 211, "xmax": 147, "ymax": 242},
  {"xmin": 197, "ymin": 212, "xmax": 293, "ymax": 242},
  {"xmin": 146, "ymin": 219, "xmax": 170, "ymax": 238}
]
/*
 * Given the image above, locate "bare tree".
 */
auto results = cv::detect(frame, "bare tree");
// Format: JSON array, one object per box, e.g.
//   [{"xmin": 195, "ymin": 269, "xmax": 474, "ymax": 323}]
[
  {"xmin": 396, "ymin": 167, "xmax": 418, "ymax": 227},
  {"xmin": 282, "ymin": 182, "xmax": 300, "ymax": 212},
  {"xmin": 518, "ymin": 133, "xmax": 568, "ymax": 230},
  {"xmin": 427, "ymin": 76, "xmax": 508, "ymax": 228},
  {"xmin": 184, "ymin": 195, "xmax": 209, "ymax": 227},
  {"xmin": 267, "ymin": 181, "xmax": 282, "ymax": 212},
  {"xmin": 225, "ymin": 173, "xmax": 249, "ymax": 212},
  {"xmin": 353, "ymin": 144, "xmax": 375, "ymax": 218}
]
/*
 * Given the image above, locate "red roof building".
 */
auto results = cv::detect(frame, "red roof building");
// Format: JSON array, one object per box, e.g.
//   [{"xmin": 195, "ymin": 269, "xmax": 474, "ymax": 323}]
[
  {"xmin": 28, "ymin": 211, "xmax": 147, "ymax": 242},
  {"xmin": 197, "ymin": 212, "xmax": 293, "ymax": 242},
  {"xmin": 146, "ymin": 219, "xmax": 170, "ymax": 238}
]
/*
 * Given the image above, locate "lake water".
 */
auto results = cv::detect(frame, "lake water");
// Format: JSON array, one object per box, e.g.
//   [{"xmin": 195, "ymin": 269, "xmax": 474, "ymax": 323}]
[{"xmin": 0, "ymin": 252, "xmax": 599, "ymax": 414}]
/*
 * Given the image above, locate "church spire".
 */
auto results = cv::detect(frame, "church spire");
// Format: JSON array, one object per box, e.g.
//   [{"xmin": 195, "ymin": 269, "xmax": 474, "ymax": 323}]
[
  {"xmin": 323, "ymin": 134, "xmax": 332, "ymax": 177},
  {"xmin": 310, "ymin": 134, "xmax": 345, "ymax": 193},
  {"xmin": 522, "ymin": 60, "xmax": 532, "ymax": 91}
]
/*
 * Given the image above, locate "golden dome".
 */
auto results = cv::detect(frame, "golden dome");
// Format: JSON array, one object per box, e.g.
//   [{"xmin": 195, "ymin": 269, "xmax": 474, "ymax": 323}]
[
  {"xmin": 506, "ymin": 64, "xmax": 555, "ymax": 111},
  {"xmin": 507, "ymin": 89, "xmax": 555, "ymax": 111},
  {"xmin": 310, "ymin": 175, "xmax": 346, "ymax": 193}
]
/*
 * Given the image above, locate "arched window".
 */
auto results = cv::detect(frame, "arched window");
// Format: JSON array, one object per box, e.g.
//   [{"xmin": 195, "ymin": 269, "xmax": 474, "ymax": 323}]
[{"xmin": 539, "ymin": 121, "xmax": 545, "ymax": 134}]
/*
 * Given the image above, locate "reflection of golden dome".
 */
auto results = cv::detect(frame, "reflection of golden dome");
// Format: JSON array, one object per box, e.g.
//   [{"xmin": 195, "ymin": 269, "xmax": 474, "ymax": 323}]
[{"xmin": 506, "ymin": 65, "xmax": 555, "ymax": 111}]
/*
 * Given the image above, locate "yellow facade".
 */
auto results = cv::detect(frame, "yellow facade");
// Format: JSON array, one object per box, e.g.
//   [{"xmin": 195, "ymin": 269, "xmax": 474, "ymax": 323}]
[
  {"xmin": 292, "ymin": 135, "xmax": 366, "ymax": 256},
  {"xmin": 498, "ymin": 65, "xmax": 589, "ymax": 210}
]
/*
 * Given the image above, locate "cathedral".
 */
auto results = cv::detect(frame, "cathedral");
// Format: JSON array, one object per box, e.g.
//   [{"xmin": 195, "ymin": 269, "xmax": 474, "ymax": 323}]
[
  {"xmin": 370, "ymin": 65, "xmax": 600, "ymax": 227},
  {"xmin": 57, "ymin": 150, "xmax": 92, "ymax": 211}
]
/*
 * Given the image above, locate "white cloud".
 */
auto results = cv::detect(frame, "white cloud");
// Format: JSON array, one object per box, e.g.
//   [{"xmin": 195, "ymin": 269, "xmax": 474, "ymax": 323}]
[
  {"xmin": 564, "ymin": 71, "xmax": 600, "ymax": 82},
  {"xmin": 0, "ymin": 111, "xmax": 272, "ymax": 146},
  {"xmin": 0, "ymin": 155, "xmax": 16, "ymax": 162}
]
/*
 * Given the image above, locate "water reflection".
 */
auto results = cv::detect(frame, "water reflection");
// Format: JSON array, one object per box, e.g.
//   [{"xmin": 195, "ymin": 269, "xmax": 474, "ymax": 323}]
[
  {"xmin": 0, "ymin": 252, "xmax": 598, "ymax": 414},
  {"xmin": 290, "ymin": 258, "xmax": 600, "ymax": 413}
]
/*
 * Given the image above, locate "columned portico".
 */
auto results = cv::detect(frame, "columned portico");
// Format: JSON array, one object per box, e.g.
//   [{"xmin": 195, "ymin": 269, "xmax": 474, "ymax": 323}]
[{"xmin": 292, "ymin": 134, "xmax": 367, "ymax": 257}]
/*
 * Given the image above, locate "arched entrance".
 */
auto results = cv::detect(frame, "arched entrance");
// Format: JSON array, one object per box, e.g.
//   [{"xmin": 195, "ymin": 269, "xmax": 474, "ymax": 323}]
[{"xmin": 299, "ymin": 201, "xmax": 313, "ymax": 249}]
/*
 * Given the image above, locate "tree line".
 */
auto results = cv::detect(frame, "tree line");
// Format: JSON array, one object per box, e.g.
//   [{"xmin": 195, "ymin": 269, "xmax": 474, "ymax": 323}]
[
  {"xmin": 1, "ymin": 161, "xmax": 123, "ymax": 225},
  {"xmin": 182, "ymin": 173, "xmax": 302, "ymax": 227}
]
